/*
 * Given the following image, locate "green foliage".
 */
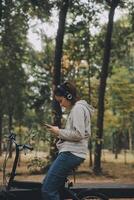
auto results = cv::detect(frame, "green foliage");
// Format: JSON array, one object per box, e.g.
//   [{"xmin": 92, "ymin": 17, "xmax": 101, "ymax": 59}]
[
  {"xmin": 27, "ymin": 156, "xmax": 49, "ymax": 174},
  {"xmin": 0, "ymin": 0, "xmax": 29, "ymax": 133},
  {"xmin": 0, "ymin": 0, "xmax": 134, "ymax": 156},
  {"xmin": 92, "ymin": 16, "xmax": 134, "ymax": 74},
  {"xmin": 63, "ymin": 0, "xmax": 99, "ymax": 72},
  {"xmin": 103, "ymin": 66, "xmax": 134, "ymax": 150},
  {"xmin": 107, "ymin": 67, "xmax": 134, "ymax": 114},
  {"xmin": 0, "ymin": 0, "xmax": 54, "ymax": 151}
]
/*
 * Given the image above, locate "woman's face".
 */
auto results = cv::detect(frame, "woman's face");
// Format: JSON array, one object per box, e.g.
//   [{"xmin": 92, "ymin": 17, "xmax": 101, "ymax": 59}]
[{"xmin": 55, "ymin": 95, "xmax": 72, "ymax": 109}]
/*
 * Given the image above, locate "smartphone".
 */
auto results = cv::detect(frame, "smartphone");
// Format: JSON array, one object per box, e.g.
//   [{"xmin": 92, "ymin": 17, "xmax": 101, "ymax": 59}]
[
  {"xmin": 44, "ymin": 123, "xmax": 52, "ymax": 128},
  {"xmin": 40, "ymin": 121, "xmax": 51, "ymax": 128}
]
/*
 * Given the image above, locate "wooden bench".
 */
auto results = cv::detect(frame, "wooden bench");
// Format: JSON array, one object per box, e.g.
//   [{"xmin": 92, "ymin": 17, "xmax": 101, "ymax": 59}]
[
  {"xmin": 11, "ymin": 180, "xmax": 134, "ymax": 199},
  {"xmin": 72, "ymin": 183, "xmax": 134, "ymax": 199}
]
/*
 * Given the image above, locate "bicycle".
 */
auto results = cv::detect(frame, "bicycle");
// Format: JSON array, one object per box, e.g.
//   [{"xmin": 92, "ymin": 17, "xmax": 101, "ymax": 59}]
[
  {"xmin": 0, "ymin": 132, "xmax": 108, "ymax": 200},
  {"xmin": 0, "ymin": 132, "xmax": 33, "ymax": 200}
]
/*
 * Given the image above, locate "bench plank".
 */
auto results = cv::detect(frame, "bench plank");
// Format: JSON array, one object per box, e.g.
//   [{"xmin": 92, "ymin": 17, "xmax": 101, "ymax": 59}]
[{"xmin": 11, "ymin": 181, "xmax": 134, "ymax": 199}]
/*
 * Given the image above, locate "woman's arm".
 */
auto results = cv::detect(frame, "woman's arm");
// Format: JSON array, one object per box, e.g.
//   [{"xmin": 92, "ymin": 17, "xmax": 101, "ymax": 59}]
[
  {"xmin": 45, "ymin": 105, "xmax": 90, "ymax": 142},
  {"xmin": 59, "ymin": 105, "xmax": 90, "ymax": 141}
]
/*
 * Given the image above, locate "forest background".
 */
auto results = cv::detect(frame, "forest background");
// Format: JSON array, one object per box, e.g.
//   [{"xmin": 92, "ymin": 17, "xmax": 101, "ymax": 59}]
[{"xmin": 0, "ymin": 0, "xmax": 134, "ymax": 182}]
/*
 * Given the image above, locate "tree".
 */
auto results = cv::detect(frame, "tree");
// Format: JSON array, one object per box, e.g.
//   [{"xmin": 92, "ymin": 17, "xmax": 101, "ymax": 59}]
[
  {"xmin": 50, "ymin": 0, "xmax": 70, "ymax": 161},
  {"xmin": 93, "ymin": 0, "xmax": 120, "ymax": 174},
  {"xmin": 0, "ymin": 0, "xmax": 29, "ymax": 156},
  {"xmin": 107, "ymin": 67, "xmax": 134, "ymax": 152}
]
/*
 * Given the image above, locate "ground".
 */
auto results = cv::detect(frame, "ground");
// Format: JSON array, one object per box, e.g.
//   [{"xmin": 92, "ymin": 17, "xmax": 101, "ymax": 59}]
[{"xmin": 0, "ymin": 150, "xmax": 134, "ymax": 185}]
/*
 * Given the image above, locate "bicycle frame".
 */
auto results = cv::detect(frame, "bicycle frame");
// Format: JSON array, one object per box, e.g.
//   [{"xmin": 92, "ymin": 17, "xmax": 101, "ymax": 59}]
[
  {"xmin": 7, "ymin": 135, "xmax": 20, "ymax": 190},
  {"xmin": 3, "ymin": 133, "xmax": 33, "ymax": 191}
]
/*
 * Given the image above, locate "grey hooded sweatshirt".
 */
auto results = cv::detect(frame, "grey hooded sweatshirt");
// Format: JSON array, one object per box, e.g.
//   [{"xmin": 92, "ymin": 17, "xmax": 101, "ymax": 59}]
[{"xmin": 57, "ymin": 100, "xmax": 94, "ymax": 158}]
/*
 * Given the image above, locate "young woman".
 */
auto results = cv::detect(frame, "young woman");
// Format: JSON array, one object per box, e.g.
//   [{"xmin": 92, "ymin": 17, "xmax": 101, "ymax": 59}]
[{"xmin": 41, "ymin": 82, "xmax": 94, "ymax": 200}]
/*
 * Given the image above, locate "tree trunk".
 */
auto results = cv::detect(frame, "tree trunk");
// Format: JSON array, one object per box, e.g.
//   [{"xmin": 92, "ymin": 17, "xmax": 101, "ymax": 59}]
[
  {"xmin": 128, "ymin": 127, "xmax": 133, "ymax": 152},
  {"xmin": 0, "ymin": 114, "xmax": 3, "ymax": 156},
  {"xmin": 53, "ymin": 0, "xmax": 70, "ymax": 87},
  {"xmin": 93, "ymin": 0, "xmax": 119, "ymax": 174},
  {"xmin": 50, "ymin": 0, "xmax": 70, "ymax": 161},
  {"xmin": 8, "ymin": 112, "xmax": 13, "ymax": 158},
  {"xmin": 88, "ymin": 61, "xmax": 93, "ymax": 167},
  {"xmin": 0, "ymin": 0, "xmax": 3, "ymax": 22}
]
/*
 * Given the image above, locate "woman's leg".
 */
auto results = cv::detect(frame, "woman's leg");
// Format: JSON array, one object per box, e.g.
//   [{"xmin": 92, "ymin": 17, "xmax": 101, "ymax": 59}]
[{"xmin": 41, "ymin": 152, "xmax": 84, "ymax": 200}]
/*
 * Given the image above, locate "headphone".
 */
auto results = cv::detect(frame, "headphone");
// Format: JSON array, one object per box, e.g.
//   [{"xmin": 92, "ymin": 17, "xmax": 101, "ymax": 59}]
[{"xmin": 57, "ymin": 83, "xmax": 73, "ymax": 100}]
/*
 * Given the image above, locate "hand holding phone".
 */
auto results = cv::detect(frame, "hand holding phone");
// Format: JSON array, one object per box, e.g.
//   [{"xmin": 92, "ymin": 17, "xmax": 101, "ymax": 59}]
[{"xmin": 40, "ymin": 121, "xmax": 59, "ymax": 136}]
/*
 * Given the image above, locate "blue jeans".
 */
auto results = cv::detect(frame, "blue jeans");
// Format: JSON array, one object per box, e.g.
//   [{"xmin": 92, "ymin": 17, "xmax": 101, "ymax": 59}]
[{"xmin": 41, "ymin": 152, "xmax": 84, "ymax": 200}]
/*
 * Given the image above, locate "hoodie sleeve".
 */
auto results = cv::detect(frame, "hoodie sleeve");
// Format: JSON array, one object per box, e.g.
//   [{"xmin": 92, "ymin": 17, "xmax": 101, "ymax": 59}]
[{"xmin": 58, "ymin": 105, "xmax": 89, "ymax": 142}]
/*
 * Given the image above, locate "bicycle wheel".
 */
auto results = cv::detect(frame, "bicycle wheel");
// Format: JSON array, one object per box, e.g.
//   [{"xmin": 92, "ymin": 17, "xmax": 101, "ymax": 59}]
[{"xmin": 78, "ymin": 191, "xmax": 108, "ymax": 200}]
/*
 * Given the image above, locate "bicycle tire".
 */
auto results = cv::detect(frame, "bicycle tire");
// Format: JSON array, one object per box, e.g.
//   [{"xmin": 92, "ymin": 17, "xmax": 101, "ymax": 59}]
[{"xmin": 78, "ymin": 191, "xmax": 108, "ymax": 200}]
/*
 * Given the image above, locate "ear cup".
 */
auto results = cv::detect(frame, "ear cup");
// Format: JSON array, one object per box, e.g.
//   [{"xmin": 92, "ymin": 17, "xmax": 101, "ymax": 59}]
[{"xmin": 66, "ymin": 92, "xmax": 73, "ymax": 100}]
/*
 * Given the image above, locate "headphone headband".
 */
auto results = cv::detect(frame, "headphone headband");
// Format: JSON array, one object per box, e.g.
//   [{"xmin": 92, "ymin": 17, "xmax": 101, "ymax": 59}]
[{"xmin": 57, "ymin": 84, "xmax": 73, "ymax": 100}]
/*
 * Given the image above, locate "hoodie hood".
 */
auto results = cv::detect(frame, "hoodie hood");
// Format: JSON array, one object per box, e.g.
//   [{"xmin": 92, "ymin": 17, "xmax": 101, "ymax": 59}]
[{"xmin": 75, "ymin": 100, "xmax": 94, "ymax": 115}]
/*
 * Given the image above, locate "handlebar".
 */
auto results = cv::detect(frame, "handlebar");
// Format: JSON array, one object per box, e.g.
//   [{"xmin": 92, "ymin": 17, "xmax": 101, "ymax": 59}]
[
  {"xmin": 23, "ymin": 144, "xmax": 33, "ymax": 151},
  {"xmin": 8, "ymin": 132, "xmax": 16, "ymax": 141},
  {"xmin": 8, "ymin": 132, "xmax": 33, "ymax": 152}
]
